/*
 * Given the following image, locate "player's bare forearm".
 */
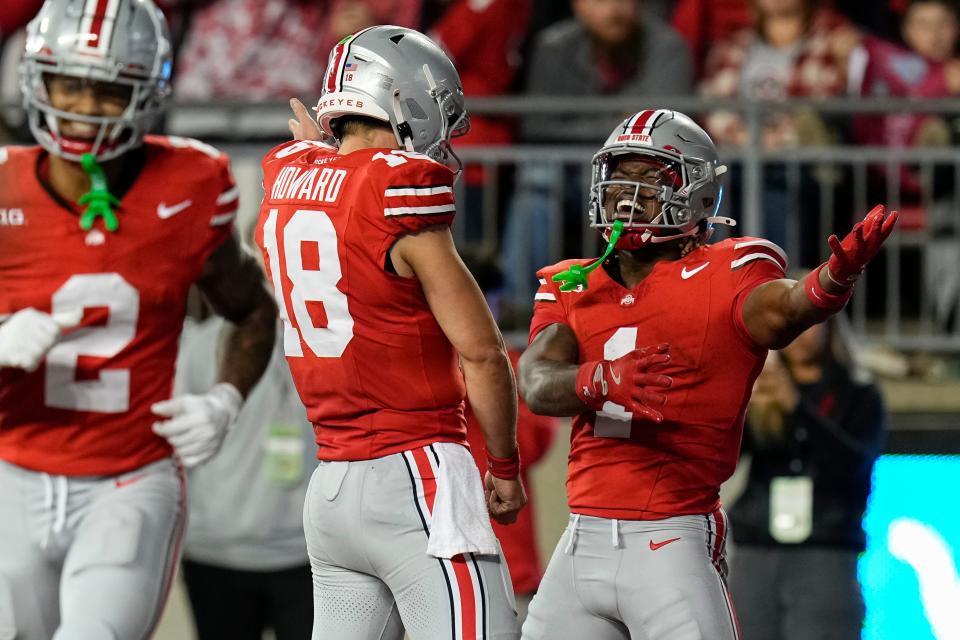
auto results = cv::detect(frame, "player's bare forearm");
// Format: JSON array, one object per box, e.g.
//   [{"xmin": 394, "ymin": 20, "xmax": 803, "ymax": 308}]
[
  {"xmin": 518, "ymin": 324, "xmax": 588, "ymax": 417},
  {"xmin": 462, "ymin": 347, "xmax": 519, "ymax": 459},
  {"xmin": 742, "ymin": 272, "xmax": 843, "ymax": 350},
  {"xmin": 215, "ymin": 297, "xmax": 276, "ymax": 397},
  {"xmin": 197, "ymin": 236, "xmax": 278, "ymax": 397}
]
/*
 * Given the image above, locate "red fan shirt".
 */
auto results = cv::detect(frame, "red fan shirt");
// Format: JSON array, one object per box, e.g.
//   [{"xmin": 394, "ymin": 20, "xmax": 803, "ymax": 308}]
[
  {"xmin": 529, "ymin": 238, "xmax": 787, "ymax": 519},
  {"xmin": 256, "ymin": 141, "xmax": 468, "ymax": 461},
  {"xmin": 0, "ymin": 136, "xmax": 237, "ymax": 475}
]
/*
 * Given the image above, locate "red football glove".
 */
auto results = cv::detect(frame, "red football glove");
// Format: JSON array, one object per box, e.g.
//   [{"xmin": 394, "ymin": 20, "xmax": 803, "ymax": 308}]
[
  {"xmin": 575, "ymin": 344, "xmax": 673, "ymax": 423},
  {"xmin": 826, "ymin": 204, "xmax": 898, "ymax": 286}
]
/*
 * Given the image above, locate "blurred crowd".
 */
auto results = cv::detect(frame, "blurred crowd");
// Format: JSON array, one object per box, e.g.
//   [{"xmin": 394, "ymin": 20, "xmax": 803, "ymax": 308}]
[
  {"xmin": 3, "ymin": 0, "xmax": 960, "ymax": 327},
  {"xmin": 0, "ymin": 3, "xmax": 933, "ymax": 638},
  {"xmin": 2, "ymin": 0, "xmax": 959, "ymax": 145}
]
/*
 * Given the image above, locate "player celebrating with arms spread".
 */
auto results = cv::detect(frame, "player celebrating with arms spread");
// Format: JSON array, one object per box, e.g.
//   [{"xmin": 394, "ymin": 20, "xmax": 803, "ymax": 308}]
[
  {"xmin": 0, "ymin": 1, "xmax": 276, "ymax": 638},
  {"xmin": 258, "ymin": 26, "xmax": 525, "ymax": 639},
  {"xmin": 518, "ymin": 110, "xmax": 895, "ymax": 640}
]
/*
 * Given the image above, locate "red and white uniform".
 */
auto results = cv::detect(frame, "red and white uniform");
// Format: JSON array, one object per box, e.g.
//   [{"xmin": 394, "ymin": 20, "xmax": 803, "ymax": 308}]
[
  {"xmin": 522, "ymin": 239, "xmax": 783, "ymax": 640},
  {"xmin": 529, "ymin": 237, "xmax": 788, "ymax": 519},
  {"xmin": 255, "ymin": 141, "xmax": 468, "ymax": 461},
  {"xmin": 257, "ymin": 142, "xmax": 521, "ymax": 639},
  {"xmin": 0, "ymin": 136, "xmax": 235, "ymax": 640},
  {"xmin": 0, "ymin": 136, "xmax": 237, "ymax": 476}
]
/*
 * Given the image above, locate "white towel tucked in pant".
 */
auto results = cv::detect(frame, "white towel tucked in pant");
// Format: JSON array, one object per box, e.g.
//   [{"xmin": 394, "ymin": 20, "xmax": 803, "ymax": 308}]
[{"xmin": 426, "ymin": 442, "xmax": 499, "ymax": 559}]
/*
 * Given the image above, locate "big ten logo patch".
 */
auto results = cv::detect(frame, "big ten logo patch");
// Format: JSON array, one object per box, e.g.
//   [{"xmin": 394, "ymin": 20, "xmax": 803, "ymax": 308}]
[{"xmin": 0, "ymin": 208, "xmax": 25, "ymax": 226}]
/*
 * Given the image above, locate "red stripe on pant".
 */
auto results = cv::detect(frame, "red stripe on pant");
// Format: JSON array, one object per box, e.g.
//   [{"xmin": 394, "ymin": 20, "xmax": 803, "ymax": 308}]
[
  {"xmin": 711, "ymin": 507, "xmax": 725, "ymax": 566},
  {"xmin": 145, "ymin": 460, "xmax": 188, "ymax": 638},
  {"xmin": 411, "ymin": 447, "xmax": 438, "ymax": 512},
  {"xmin": 411, "ymin": 447, "xmax": 480, "ymax": 640}
]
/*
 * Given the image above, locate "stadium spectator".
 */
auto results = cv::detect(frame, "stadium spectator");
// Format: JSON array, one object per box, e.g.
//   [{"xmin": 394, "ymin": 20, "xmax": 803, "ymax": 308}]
[
  {"xmin": 429, "ymin": 0, "xmax": 533, "ymax": 242},
  {"xmin": 0, "ymin": 0, "xmax": 43, "ymax": 36},
  {"xmin": 502, "ymin": 0, "xmax": 693, "ymax": 318},
  {"xmin": 671, "ymin": 0, "xmax": 752, "ymax": 79},
  {"xmin": 729, "ymin": 310, "xmax": 886, "ymax": 640},
  {"xmin": 700, "ymin": 0, "xmax": 858, "ymax": 148},
  {"xmin": 460, "ymin": 248, "xmax": 559, "ymax": 619},
  {"xmin": 699, "ymin": 0, "xmax": 859, "ymax": 260},
  {"xmin": 849, "ymin": 0, "xmax": 960, "ymax": 197},
  {"xmin": 174, "ymin": 0, "xmax": 420, "ymax": 101},
  {"xmin": 174, "ymin": 315, "xmax": 316, "ymax": 640},
  {"xmin": 847, "ymin": 0, "xmax": 960, "ymax": 330}
]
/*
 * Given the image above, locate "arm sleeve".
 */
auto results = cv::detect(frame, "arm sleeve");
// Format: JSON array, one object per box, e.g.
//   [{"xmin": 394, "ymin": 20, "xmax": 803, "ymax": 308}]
[{"xmin": 527, "ymin": 271, "xmax": 567, "ymax": 344}]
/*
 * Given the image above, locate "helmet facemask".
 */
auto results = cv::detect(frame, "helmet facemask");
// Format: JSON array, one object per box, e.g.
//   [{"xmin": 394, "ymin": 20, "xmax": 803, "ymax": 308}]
[
  {"xmin": 388, "ymin": 61, "xmax": 470, "ymax": 176},
  {"xmin": 590, "ymin": 148, "xmax": 731, "ymax": 250},
  {"xmin": 23, "ymin": 69, "xmax": 169, "ymax": 162}
]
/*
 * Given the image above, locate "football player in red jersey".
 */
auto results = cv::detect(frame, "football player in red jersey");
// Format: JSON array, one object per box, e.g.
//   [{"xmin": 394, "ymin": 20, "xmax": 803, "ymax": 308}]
[
  {"xmin": 256, "ymin": 26, "xmax": 525, "ymax": 640},
  {"xmin": 517, "ymin": 109, "xmax": 896, "ymax": 640},
  {"xmin": 0, "ymin": 1, "xmax": 276, "ymax": 638}
]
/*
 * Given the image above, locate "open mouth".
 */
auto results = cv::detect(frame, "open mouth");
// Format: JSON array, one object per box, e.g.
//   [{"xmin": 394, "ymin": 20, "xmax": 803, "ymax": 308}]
[
  {"xmin": 60, "ymin": 122, "xmax": 100, "ymax": 139},
  {"xmin": 616, "ymin": 198, "xmax": 638, "ymax": 214}
]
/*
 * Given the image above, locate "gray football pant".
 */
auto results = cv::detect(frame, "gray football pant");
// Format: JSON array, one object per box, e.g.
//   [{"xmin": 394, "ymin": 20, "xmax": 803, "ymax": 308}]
[
  {"xmin": 0, "ymin": 457, "xmax": 185, "ymax": 640},
  {"xmin": 729, "ymin": 545, "xmax": 864, "ymax": 640},
  {"xmin": 303, "ymin": 446, "xmax": 520, "ymax": 640},
  {"xmin": 523, "ymin": 512, "xmax": 740, "ymax": 640}
]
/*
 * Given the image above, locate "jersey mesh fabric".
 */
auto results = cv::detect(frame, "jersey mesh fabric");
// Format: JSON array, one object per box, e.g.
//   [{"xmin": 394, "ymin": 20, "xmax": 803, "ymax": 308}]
[
  {"xmin": 0, "ymin": 137, "xmax": 236, "ymax": 475},
  {"xmin": 256, "ymin": 141, "xmax": 468, "ymax": 461},
  {"xmin": 529, "ymin": 238, "xmax": 786, "ymax": 519}
]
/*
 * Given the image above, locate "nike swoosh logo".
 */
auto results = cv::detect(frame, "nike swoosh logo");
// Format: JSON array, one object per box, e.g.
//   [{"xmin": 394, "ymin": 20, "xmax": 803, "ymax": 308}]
[
  {"xmin": 610, "ymin": 367, "xmax": 622, "ymax": 385},
  {"xmin": 681, "ymin": 262, "xmax": 710, "ymax": 279},
  {"xmin": 649, "ymin": 537, "xmax": 681, "ymax": 551},
  {"xmin": 157, "ymin": 199, "xmax": 192, "ymax": 219},
  {"xmin": 115, "ymin": 473, "xmax": 148, "ymax": 488}
]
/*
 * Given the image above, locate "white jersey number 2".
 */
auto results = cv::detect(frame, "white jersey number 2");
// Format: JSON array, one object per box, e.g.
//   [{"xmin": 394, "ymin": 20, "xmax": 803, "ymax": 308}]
[
  {"xmin": 45, "ymin": 273, "xmax": 139, "ymax": 413},
  {"xmin": 262, "ymin": 208, "xmax": 354, "ymax": 358}
]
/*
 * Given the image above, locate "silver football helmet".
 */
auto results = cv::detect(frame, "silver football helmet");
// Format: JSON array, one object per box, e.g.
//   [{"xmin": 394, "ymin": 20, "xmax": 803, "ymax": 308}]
[
  {"xmin": 590, "ymin": 109, "xmax": 734, "ymax": 249},
  {"xmin": 314, "ymin": 25, "xmax": 470, "ymax": 169},
  {"xmin": 20, "ymin": 0, "xmax": 172, "ymax": 162}
]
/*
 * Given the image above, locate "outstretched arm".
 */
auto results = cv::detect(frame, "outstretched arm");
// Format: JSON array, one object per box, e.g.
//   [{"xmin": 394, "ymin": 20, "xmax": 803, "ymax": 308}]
[{"xmin": 743, "ymin": 205, "xmax": 897, "ymax": 350}]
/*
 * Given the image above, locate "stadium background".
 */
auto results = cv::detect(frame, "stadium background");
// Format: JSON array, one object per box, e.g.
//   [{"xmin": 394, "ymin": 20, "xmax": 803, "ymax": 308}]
[{"xmin": 3, "ymin": 0, "xmax": 960, "ymax": 637}]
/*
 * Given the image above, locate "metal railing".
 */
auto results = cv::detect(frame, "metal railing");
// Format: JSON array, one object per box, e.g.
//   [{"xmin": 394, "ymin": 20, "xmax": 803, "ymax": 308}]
[{"xmin": 5, "ymin": 96, "xmax": 960, "ymax": 350}]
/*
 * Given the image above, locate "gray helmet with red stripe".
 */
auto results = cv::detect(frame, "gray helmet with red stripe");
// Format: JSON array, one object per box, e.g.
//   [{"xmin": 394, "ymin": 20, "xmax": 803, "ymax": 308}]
[
  {"xmin": 590, "ymin": 109, "xmax": 733, "ymax": 249},
  {"xmin": 20, "ymin": 0, "xmax": 172, "ymax": 162},
  {"xmin": 314, "ymin": 26, "xmax": 470, "ymax": 168}
]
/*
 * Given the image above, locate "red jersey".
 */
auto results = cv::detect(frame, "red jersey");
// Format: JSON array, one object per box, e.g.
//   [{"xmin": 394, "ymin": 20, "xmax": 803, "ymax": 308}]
[
  {"xmin": 0, "ymin": 136, "xmax": 237, "ymax": 476},
  {"xmin": 465, "ymin": 349, "xmax": 557, "ymax": 594},
  {"xmin": 529, "ymin": 237, "xmax": 787, "ymax": 519},
  {"xmin": 255, "ymin": 141, "xmax": 467, "ymax": 461}
]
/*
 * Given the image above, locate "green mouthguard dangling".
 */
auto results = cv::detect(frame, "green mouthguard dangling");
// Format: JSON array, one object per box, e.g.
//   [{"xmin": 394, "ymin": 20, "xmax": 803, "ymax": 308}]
[
  {"xmin": 551, "ymin": 220, "xmax": 624, "ymax": 292},
  {"xmin": 78, "ymin": 152, "xmax": 120, "ymax": 232}
]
